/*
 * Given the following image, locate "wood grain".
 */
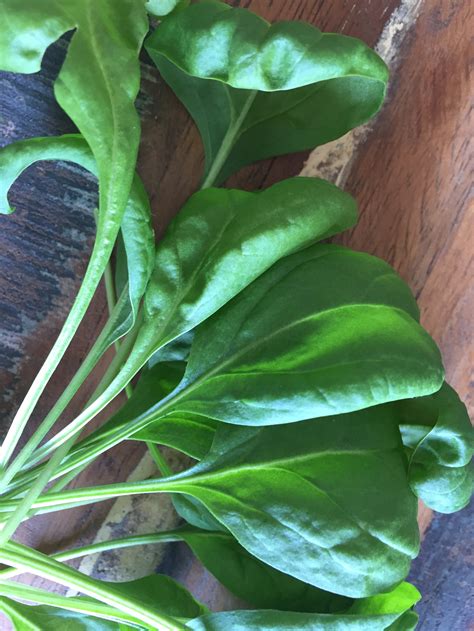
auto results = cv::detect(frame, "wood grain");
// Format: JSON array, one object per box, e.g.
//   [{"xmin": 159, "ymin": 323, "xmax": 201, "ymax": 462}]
[{"xmin": 0, "ymin": 0, "xmax": 471, "ymax": 625}]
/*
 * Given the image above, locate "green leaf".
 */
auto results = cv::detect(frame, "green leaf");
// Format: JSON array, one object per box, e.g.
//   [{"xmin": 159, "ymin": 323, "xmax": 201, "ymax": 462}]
[
  {"xmin": 186, "ymin": 583, "xmax": 420, "ymax": 630},
  {"xmin": 162, "ymin": 243, "xmax": 440, "ymax": 425},
  {"xmin": 109, "ymin": 574, "xmax": 207, "ymax": 620},
  {"xmin": 176, "ymin": 527, "xmax": 350, "ymax": 613},
  {"xmin": 168, "ymin": 408, "xmax": 419, "ymax": 597},
  {"xmin": 398, "ymin": 382, "xmax": 474, "ymax": 513},
  {"xmin": 133, "ymin": 177, "xmax": 357, "ymax": 364},
  {"xmin": 0, "ymin": 134, "xmax": 155, "ymax": 345},
  {"xmin": 146, "ymin": 1, "xmax": 388, "ymax": 185},
  {"xmin": 146, "ymin": 0, "xmax": 189, "ymax": 17}
]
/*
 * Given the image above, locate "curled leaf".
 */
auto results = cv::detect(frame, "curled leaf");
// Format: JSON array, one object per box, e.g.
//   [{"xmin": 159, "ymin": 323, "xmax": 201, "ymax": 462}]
[
  {"xmin": 146, "ymin": 1, "xmax": 388, "ymax": 184},
  {"xmin": 398, "ymin": 382, "xmax": 474, "ymax": 513}
]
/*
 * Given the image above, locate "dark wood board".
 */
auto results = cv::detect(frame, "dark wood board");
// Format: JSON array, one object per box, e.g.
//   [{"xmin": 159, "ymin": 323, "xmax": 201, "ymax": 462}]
[{"xmin": 0, "ymin": 0, "xmax": 472, "ymax": 625}]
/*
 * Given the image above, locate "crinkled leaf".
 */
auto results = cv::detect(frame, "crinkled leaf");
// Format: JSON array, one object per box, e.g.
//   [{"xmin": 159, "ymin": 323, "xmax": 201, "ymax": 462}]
[
  {"xmin": 146, "ymin": 1, "xmax": 388, "ymax": 184},
  {"xmin": 398, "ymin": 382, "xmax": 473, "ymax": 513},
  {"xmin": 186, "ymin": 582, "xmax": 420, "ymax": 630},
  {"xmin": 166, "ymin": 408, "xmax": 420, "ymax": 597},
  {"xmin": 0, "ymin": 134, "xmax": 154, "ymax": 345},
  {"xmin": 161, "ymin": 243, "xmax": 440, "ymax": 425},
  {"xmin": 176, "ymin": 527, "xmax": 350, "ymax": 613}
]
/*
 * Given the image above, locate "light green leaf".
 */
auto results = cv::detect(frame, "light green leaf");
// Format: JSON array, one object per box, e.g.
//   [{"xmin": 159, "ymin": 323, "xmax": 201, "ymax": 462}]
[
  {"xmin": 146, "ymin": 1, "xmax": 388, "ymax": 185},
  {"xmin": 0, "ymin": 134, "xmax": 155, "ymax": 345},
  {"xmin": 162, "ymin": 243, "xmax": 440, "ymax": 425},
  {"xmin": 132, "ymin": 177, "xmax": 357, "ymax": 365},
  {"xmin": 146, "ymin": 0, "xmax": 189, "ymax": 17},
  {"xmin": 186, "ymin": 583, "xmax": 420, "ymax": 629},
  {"xmin": 168, "ymin": 409, "xmax": 420, "ymax": 597},
  {"xmin": 176, "ymin": 527, "xmax": 350, "ymax": 613},
  {"xmin": 398, "ymin": 382, "xmax": 474, "ymax": 513}
]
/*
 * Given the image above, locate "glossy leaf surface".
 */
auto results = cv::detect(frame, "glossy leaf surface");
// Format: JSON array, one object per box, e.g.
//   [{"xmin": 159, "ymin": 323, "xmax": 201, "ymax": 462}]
[
  {"xmin": 146, "ymin": 1, "xmax": 388, "ymax": 184},
  {"xmin": 398, "ymin": 382, "xmax": 473, "ymax": 513},
  {"xmin": 133, "ymin": 177, "xmax": 357, "ymax": 361},
  {"xmin": 176, "ymin": 527, "xmax": 350, "ymax": 613},
  {"xmin": 0, "ymin": 134, "xmax": 154, "ymax": 344},
  {"xmin": 163, "ymin": 244, "xmax": 441, "ymax": 425},
  {"xmin": 186, "ymin": 582, "xmax": 420, "ymax": 630},
  {"xmin": 168, "ymin": 408, "xmax": 420, "ymax": 597}
]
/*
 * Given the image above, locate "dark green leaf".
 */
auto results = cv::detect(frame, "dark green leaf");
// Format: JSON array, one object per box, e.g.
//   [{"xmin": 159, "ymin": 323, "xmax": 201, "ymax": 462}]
[
  {"xmin": 146, "ymin": 1, "xmax": 388, "ymax": 184},
  {"xmin": 398, "ymin": 382, "xmax": 473, "ymax": 513},
  {"xmin": 166, "ymin": 408, "xmax": 419, "ymax": 597},
  {"xmin": 176, "ymin": 527, "xmax": 350, "ymax": 613},
  {"xmin": 0, "ymin": 134, "xmax": 155, "ymax": 345},
  {"xmin": 162, "ymin": 244, "xmax": 440, "ymax": 425},
  {"xmin": 186, "ymin": 583, "xmax": 420, "ymax": 630}
]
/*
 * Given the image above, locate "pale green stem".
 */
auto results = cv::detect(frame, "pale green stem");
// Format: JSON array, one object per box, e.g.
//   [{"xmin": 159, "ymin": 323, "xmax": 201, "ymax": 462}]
[
  {"xmin": 0, "ymin": 529, "xmax": 193, "ymax": 580},
  {"xmin": 0, "ymin": 541, "xmax": 184, "ymax": 630},
  {"xmin": 147, "ymin": 443, "xmax": 173, "ymax": 476},
  {"xmin": 0, "ymin": 582, "xmax": 148, "ymax": 628},
  {"xmin": 0, "ymin": 223, "xmax": 121, "ymax": 470},
  {"xmin": 200, "ymin": 90, "xmax": 257, "ymax": 189},
  {"xmin": 0, "ymin": 286, "xmax": 133, "ymax": 493},
  {"xmin": 0, "ymin": 475, "xmax": 182, "ymax": 518}
]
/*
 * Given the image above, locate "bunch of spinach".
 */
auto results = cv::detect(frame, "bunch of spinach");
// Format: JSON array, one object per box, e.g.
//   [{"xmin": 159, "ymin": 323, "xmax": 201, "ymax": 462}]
[{"xmin": 0, "ymin": 1, "xmax": 471, "ymax": 630}]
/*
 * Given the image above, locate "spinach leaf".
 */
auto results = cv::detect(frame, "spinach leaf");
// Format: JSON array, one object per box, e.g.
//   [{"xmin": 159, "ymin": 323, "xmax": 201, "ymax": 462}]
[
  {"xmin": 146, "ymin": 1, "xmax": 388, "ymax": 185},
  {"xmin": 398, "ymin": 382, "xmax": 473, "ymax": 513},
  {"xmin": 162, "ymin": 243, "xmax": 441, "ymax": 425},
  {"xmin": 167, "ymin": 408, "xmax": 419, "ymax": 597},
  {"xmin": 186, "ymin": 582, "xmax": 420, "ymax": 630},
  {"xmin": 175, "ymin": 527, "xmax": 350, "ymax": 613},
  {"xmin": 0, "ymin": 134, "xmax": 155, "ymax": 345},
  {"xmin": 139, "ymin": 178, "xmax": 356, "ymax": 354}
]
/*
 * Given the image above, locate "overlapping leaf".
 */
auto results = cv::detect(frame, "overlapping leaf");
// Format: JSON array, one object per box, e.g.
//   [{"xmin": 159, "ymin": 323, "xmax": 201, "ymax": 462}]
[
  {"xmin": 165, "ymin": 408, "xmax": 420, "ymax": 597},
  {"xmin": 398, "ymin": 382, "xmax": 473, "ymax": 512},
  {"xmin": 0, "ymin": 134, "xmax": 154, "ymax": 345},
  {"xmin": 158, "ymin": 244, "xmax": 441, "ymax": 425},
  {"xmin": 146, "ymin": 1, "xmax": 388, "ymax": 184},
  {"xmin": 187, "ymin": 582, "xmax": 419, "ymax": 630},
  {"xmin": 174, "ymin": 527, "xmax": 350, "ymax": 613},
  {"xmin": 126, "ymin": 177, "xmax": 357, "ymax": 367}
]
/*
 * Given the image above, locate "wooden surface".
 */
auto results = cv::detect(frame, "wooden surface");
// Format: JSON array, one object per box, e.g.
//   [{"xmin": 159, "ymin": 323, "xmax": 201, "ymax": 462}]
[{"xmin": 0, "ymin": 0, "xmax": 472, "ymax": 626}]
